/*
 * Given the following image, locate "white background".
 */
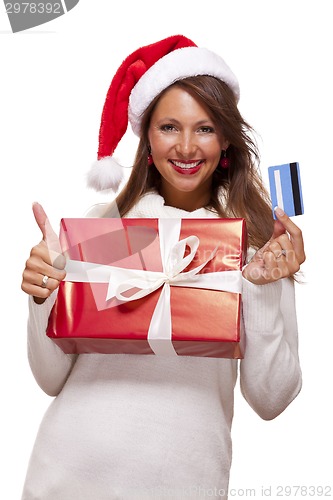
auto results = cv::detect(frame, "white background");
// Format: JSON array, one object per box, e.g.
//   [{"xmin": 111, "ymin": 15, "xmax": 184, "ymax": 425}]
[{"xmin": 1, "ymin": 1, "xmax": 331, "ymax": 498}]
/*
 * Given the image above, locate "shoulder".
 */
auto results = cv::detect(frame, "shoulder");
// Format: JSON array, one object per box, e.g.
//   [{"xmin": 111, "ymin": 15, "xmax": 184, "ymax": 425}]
[
  {"xmin": 125, "ymin": 191, "xmax": 164, "ymax": 218},
  {"xmin": 84, "ymin": 203, "xmax": 109, "ymax": 217}
]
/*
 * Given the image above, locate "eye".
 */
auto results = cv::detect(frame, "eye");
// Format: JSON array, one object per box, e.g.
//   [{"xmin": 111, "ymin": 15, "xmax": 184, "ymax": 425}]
[
  {"xmin": 160, "ymin": 124, "xmax": 178, "ymax": 132},
  {"xmin": 198, "ymin": 126, "xmax": 215, "ymax": 134}
]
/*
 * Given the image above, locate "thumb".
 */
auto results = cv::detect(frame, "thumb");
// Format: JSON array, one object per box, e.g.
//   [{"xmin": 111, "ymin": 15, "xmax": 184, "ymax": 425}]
[
  {"xmin": 32, "ymin": 202, "xmax": 65, "ymax": 268},
  {"xmin": 271, "ymin": 219, "xmax": 286, "ymax": 240}
]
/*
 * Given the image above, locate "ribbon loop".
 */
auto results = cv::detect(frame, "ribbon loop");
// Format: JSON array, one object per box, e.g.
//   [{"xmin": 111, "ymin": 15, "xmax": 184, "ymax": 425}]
[{"xmin": 166, "ymin": 235, "xmax": 199, "ymax": 277}]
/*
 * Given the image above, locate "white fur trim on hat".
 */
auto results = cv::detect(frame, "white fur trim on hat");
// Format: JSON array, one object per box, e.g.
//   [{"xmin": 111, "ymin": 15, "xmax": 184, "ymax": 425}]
[
  {"xmin": 128, "ymin": 46, "xmax": 240, "ymax": 136},
  {"xmin": 87, "ymin": 156, "xmax": 124, "ymax": 193}
]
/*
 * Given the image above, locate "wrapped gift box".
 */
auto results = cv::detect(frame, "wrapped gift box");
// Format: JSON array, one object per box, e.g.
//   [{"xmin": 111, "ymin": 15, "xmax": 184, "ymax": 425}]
[{"xmin": 46, "ymin": 217, "xmax": 247, "ymax": 358}]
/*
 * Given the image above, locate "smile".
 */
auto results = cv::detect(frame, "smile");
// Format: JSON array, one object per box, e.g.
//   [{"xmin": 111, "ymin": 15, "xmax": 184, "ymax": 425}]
[{"xmin": 169, "ymin": 160, "xmax": 204, "ymax": 175}]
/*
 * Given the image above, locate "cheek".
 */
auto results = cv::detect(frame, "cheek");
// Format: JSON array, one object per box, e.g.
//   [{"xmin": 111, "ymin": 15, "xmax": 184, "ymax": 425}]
[
  {"xmin": 197, "ymin": 133, "xmax": 222, "ymax": 148},
  {"xmin": 201, "ymin": 138, "xmax": 222, "ymax": 159},
  {"xmin": 150, "ymin": 135, "xmax": 174, "ymax": 156}
]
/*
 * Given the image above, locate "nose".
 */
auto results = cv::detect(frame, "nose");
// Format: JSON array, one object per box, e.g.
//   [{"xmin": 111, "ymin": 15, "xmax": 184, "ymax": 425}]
[{"xmin": 175, "ymin": 131, "xmax": 197, "ymax": 158}]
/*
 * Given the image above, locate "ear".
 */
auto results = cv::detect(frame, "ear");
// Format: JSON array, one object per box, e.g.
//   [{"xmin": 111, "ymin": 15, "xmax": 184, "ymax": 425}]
[{"xmin": 221, "ymin": 139, "xmax": 230, "ymax": 150}]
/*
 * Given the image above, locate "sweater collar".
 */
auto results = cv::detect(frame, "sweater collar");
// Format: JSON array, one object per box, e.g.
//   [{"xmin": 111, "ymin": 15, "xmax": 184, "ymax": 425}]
[{"xmin": 125, "ymin": 191, "xmax": 220, "ymax": 219}]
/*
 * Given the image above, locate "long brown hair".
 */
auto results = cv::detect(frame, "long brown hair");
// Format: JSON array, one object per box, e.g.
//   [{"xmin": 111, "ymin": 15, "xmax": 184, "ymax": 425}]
[{"xmin": 107, "ymin": 75, "xmax": 274, "ymax": 250}]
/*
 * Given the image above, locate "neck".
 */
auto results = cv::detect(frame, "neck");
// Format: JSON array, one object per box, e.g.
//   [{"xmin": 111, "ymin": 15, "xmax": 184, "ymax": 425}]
[{"xmin": 160, "ymin": 185, "xmax": 212, "ymax": 212}]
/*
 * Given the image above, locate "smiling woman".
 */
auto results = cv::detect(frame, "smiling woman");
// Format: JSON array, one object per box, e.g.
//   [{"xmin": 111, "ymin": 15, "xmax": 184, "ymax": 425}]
[{"xmin": 20, "ymin": 34, "xmax": 305, "ymax": 500}]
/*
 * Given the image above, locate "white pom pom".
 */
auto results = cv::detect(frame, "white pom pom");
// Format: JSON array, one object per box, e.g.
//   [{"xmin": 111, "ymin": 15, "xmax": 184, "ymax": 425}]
[{"xmin": 87, "ymin": 156, "xmax": 125, "ymax": 193}]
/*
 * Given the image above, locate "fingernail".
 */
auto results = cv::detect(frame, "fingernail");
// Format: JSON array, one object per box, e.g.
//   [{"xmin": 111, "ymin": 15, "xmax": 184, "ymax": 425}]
[{"xmin": 274, "ymin": 206, "xmax": 285, "ymax": 217}]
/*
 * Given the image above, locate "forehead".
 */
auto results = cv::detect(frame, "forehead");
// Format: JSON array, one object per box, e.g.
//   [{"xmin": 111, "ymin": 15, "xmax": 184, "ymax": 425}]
[{"xmin": 151, "ymin": 86, "xmax": 212, "ymax": 121}]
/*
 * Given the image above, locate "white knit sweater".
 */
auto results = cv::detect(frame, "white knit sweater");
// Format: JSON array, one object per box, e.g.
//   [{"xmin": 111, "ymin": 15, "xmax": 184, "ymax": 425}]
[{"xmin": 21, "ymin": 192, "xmax": 302, "ymax": 500}]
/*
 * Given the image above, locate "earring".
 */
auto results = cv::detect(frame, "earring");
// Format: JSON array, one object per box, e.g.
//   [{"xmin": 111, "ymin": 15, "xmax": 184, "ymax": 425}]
[
  {"xmin": 219, "ymin": 150, "xmax": 230, "ymax": 169},
  {"xmin": 147, "ymin": 154, "xmax": 154, "ymax": 166},
  {"xmin": 147, "ymin": 145, "xmax": 154, "ymax": 166}
]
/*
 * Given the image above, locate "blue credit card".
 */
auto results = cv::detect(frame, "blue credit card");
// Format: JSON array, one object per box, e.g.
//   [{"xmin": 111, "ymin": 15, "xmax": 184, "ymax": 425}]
[{"xmin": 268, "ymin": 162, "xmax": 304, "ymax": 219}]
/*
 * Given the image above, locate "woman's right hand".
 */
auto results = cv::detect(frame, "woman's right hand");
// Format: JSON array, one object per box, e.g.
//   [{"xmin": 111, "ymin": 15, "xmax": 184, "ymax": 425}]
[{"xmin": 21, "ymin": 203, "xmax": 66, "ymax": 304}]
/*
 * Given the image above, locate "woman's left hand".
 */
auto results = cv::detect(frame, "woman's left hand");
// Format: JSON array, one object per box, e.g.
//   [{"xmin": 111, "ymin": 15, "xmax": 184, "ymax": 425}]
[{"xmin": 242, "ymin": 207, "xmax": 306, "ymax": 285}]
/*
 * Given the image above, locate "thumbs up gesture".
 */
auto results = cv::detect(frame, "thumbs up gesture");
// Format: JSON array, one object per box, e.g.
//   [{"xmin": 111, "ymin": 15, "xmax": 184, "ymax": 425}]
[{"xmin": 21, "ymin": 203, "xmax": 67, "ymax": 303}]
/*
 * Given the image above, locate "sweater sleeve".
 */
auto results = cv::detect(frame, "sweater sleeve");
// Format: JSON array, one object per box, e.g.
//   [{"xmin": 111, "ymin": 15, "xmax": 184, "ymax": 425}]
[
  {"xmin": 27, "ymin": 292, "xmax": 78, "ymax": 397},
  {"xmin": 240, "ymin": 277, "xmax": 302, "ymax": 420}
]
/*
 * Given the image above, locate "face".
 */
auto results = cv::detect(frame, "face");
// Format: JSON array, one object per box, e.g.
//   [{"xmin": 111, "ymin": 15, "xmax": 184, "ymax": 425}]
[{"xmin": 148, "ymin": 86, "xmax": 229, "ymax": 210}]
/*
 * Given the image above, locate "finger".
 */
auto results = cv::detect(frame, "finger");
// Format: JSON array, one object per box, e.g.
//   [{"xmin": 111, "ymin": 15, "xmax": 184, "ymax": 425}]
[
  {"xmin": 22, "ymin": 268, "xmax": 64, "ymax": 291},
  {"xmin": 274, "ymin": 207, "xmax": 305, "ymax": 263},
  {"xmin": 30, "ymin": 240, "xmax": 66, "ymax": 271},
  {"xmin": 266, "ymin": 235, "xmax": 293, "ymax": 258},
  {"xmin": 32, "ymin": 202, "xmax": 62, "ymax": 253},
  {"xmin": 22, "ymin": 271, "xmax": 54, "ymax": 297},
  {"xmin": 32, "ymin": 202, "xmax": 64, "ymax": 268},
  {"xmin": 263, "ymin": 242, "xmax": 300, "ymax": 279},
  {"xmin": 32, "ymin": 202, "xmax": 56, "ymax": 243},
  {"xmin": 21, "ymin": 279, "xmax": 56, "ymax": 300},
  {"xmin": 252, "ymin": 240, "xmax": 271, "ymax": 261},
  {"xmin": 26, "ymin": 251, "xmax": 67, "ymax": 281},
  {"xmin": 37, "ymin": 273, "xmax": 64, "ymax": 291},
  {"xmin": 265, "ymin": 240, "xmax": 284, "ymax": 259},
  {"xmin": 271, "ymin": 219, "xmax": 286, "ymax": 240},
  {"xmin": 262, "ymin": 251, "xmax": 280, "ymax": 281},
  {"xmin": 29, "ymin": 240, "xmax": 66, "ymax": 272},
  {"xmin": 21, "ymin": 281, "xmax": 51, "ymax": 299},
  {"xmin": 262, "ymin": 251, "xmax": 288, "ymax": 282}
]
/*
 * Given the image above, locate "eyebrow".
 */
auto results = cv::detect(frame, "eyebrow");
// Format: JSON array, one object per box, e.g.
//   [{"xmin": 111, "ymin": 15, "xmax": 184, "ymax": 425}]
[{"xmin": 156, "ymin": 117, "xmax": 214, "ymax": 126}]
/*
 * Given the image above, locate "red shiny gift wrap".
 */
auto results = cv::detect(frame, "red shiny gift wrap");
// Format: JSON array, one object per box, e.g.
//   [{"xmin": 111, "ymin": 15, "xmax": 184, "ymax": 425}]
[{"xmin": 46, "ymin": 218, "xmax": 247, "ymax": 358}]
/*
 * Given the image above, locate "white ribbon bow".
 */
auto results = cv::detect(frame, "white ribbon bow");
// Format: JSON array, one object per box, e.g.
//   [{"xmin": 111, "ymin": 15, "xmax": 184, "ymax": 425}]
[{"xmin": 65, "ymin": 219, "xmax": 242, "ymax": 356}]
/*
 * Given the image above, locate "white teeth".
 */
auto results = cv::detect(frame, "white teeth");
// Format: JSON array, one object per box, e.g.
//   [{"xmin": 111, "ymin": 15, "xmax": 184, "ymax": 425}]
[{"xmin": 172, "ymin": 160, "xmax": 201, "ymax": 169}]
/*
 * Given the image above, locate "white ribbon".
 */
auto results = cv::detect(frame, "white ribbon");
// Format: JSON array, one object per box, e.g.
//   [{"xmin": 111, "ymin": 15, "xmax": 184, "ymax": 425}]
[{"xmin": 65, "ymin": 219, "xmax": 242, "ymax": 356}]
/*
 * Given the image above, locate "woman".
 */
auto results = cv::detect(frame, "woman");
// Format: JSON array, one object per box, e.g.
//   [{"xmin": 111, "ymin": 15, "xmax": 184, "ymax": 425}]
[{"xmin": 21, "ymin": 35, "xmax": 305, "ymax": 499}]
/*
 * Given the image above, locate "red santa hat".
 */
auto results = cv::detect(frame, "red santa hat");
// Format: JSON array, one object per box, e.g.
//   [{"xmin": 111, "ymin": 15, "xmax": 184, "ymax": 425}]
[{"xmin": 87, "ymin": 35, "xmax": 240, "ymax": 192}]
